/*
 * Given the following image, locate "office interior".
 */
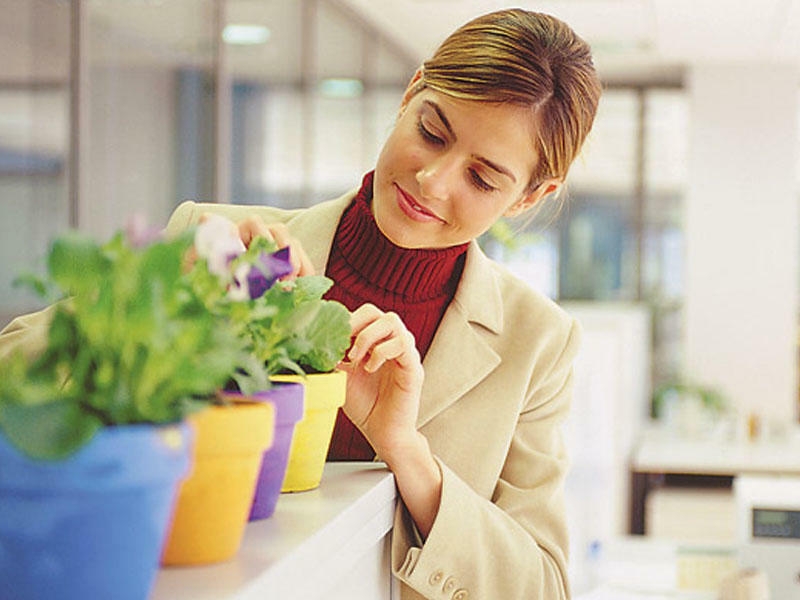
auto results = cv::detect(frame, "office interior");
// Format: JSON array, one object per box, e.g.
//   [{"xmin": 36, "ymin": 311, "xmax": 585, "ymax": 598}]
[{"xmin": 2, "ymin": 0, "xmax": 799, "ymax": 598}]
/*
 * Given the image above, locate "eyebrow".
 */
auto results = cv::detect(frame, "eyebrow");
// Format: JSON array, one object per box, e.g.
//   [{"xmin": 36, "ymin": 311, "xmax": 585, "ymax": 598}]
[{"xmin": 422, "ymin": 99, "xmax": 518, "ymax": 184}]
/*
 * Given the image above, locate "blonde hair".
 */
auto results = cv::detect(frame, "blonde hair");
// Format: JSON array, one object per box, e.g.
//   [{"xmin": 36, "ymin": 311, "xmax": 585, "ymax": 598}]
[{"xmin": 417, "ymin": 9, "xmax": 602, "ymax": 191}]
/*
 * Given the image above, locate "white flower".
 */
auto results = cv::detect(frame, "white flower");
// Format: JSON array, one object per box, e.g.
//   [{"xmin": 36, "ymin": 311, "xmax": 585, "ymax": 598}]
[
  {"xmin": 227, "ymin": 263, "xmax": 252, "ymax": 301},
  {"xmin": 194, "ymin": 214, "xmax": 245, "ymax": 279}
]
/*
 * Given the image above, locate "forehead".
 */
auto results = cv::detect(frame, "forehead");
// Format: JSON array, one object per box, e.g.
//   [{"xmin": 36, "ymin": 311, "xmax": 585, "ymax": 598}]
[{"xmin": 411, "ymin": 89, "xmax": 540, "ymax": 181}]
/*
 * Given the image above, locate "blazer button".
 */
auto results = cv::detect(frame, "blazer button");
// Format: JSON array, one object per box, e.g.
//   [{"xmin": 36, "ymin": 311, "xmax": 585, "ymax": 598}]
[
  {"xmin": 428, "ymin": 570, "xmax": 444, "ymax": 586},
  {"xmin": 442, "ymin": 576, "xmax": 456, "ymax": 593},
  {"xmin": 452, "ymin": 589, "xmax": 468, "ymax": 600}
]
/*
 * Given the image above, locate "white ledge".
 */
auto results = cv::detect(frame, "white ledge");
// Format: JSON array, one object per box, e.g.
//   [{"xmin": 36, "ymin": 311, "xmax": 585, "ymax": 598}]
[{"xmin": 152, "ymin": 462, "xmax": 397, "ymax": 600}]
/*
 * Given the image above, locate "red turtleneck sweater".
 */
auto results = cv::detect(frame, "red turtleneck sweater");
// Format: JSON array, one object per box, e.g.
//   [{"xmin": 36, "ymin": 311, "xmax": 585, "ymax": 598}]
[{"xmin": 324, "ymin": 172, "xmax": 468, "ymax": 460}]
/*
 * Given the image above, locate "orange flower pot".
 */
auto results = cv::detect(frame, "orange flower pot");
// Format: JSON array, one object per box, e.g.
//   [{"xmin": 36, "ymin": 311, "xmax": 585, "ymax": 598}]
[
  {"xmin": 161, "ymin": 400, "xmax": 274, "ymax": 565},
  {"xmin": 271, "ymin": 370, "xmax": 346, "ymax": 492}
]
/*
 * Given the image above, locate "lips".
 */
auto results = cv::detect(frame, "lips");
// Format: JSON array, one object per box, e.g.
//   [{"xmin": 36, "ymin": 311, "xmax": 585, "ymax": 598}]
[{"xmin": 395, "ymin": 185, "xmax": 445, "ymax": 224}]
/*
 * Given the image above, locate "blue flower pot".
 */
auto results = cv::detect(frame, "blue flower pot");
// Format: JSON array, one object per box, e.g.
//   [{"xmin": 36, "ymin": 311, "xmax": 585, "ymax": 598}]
[{"xmin": 0, "ymin": 423, "xmax": 192, "ymax": 600}]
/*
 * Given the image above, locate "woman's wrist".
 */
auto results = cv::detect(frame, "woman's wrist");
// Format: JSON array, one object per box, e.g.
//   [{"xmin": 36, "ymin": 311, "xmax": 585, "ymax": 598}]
[{"xmin": 383, "ymin": 431, "xmax": 443, "ymax": 539}]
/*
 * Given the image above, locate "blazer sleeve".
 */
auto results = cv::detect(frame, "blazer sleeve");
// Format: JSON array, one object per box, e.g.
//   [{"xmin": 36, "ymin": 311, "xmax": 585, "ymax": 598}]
[
  {"xmin": 0, "ymin": 303, "xmax": 60, "ymax": 362},
  {"xmin": 392, "ymin": 317, "xmax": 581, "ymax": 600}
]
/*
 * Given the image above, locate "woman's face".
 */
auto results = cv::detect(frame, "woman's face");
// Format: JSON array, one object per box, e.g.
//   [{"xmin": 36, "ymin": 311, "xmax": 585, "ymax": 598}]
[{"xmin": 372, "ymin": 86, "xmax": 557, "ymax": 249}]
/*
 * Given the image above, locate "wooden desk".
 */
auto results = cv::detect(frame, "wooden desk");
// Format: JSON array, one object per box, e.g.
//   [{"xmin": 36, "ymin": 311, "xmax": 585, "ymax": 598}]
[
  {"xmin": 151, "ymin": 462, "xmax": 397, "ymax": 600},
  {"xmin": 629, "ymin": 426, "xmax": 800, "ymax": 534}
]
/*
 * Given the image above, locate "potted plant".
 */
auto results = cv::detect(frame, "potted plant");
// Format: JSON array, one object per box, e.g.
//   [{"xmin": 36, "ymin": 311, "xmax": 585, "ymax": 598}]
[
  {"xmin": 260, "ymin": 281, "xmax": 350, "ymax": 493},
  {"xmin": 651, "ymin": 379, "xmax": 729, "ymax": 439},
  {"xmin": 157, "ymin": 217, "xmax": 300, "ymax": 563},
  {"xmin": 158, "ymin": 389, "xmax": 275, "ymax": 564},
  {"xmin": 223, "ymin": 233, "xmax": 351, "ymax": 494},
  {"xmin": 188, "ymin": 214, "xmax": 351, "ymax": 506},
  {"xmin": 0, "ymin": 225, "xmax": 264, "ymax": 600}
]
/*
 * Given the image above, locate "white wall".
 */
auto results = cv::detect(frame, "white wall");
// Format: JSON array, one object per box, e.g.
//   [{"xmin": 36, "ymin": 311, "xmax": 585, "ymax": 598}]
[
  {"xmin": 685, "ymin": 63, "xmax": 799, "ymax": 423},
  {"xmin": 562, "ymin": 302, "xmax": 652, "ymax": 593}
]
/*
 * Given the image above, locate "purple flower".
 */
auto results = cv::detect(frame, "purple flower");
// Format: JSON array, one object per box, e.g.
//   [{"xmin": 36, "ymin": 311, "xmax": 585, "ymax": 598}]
[
  {"xmin": 126, "ymin": 213, "xmax": 163, "ymax": 248},
  {"xmin": 244, "ymin": 247, "xmax": 293, "ymax": 299}
]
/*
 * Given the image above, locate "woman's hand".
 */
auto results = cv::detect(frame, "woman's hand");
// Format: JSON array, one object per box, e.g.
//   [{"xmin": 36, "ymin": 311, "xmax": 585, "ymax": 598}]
[
  {"xmin": 340, "ymin": 303, "xmax": 425, "ymax": 462},
  {"xmin": 342, "ymin": 303, "xmax": 442, "ymax": 537},
  {"xmin": 235, "ymin": 217, "xmax": 314, "ymax": 278}
]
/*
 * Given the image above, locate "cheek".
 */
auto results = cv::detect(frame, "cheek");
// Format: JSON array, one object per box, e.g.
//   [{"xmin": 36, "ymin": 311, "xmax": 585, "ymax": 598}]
[
  {"xmin": 379, "ymin": 140, "xmax": 424, "ymax": 178},
  {"xmin": 453, "ymin": 201, "xmax": 506, "ymax": 233},
  {"xmin": 377, "ymin": 131, "xmax": 403, "ymax": 167}
]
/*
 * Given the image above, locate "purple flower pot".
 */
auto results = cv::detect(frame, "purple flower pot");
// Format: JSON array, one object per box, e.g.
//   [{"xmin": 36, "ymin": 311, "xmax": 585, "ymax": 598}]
[{"xmin": 247, "ymin": 382, "xmax": 305, "ymax": 520}]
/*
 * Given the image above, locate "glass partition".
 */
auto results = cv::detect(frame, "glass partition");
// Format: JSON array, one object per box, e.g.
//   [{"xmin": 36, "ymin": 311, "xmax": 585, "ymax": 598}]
[
  {"xmin": 225, "ymin": 0, "xmax": 414, "ymax": 207},
  {"xmin": 84, "ymin": 0, "xmax": 217, "ymax": 236},
  {"xmin": 0, "ymin": 0, "xmax": 71, "ymax": 325}
]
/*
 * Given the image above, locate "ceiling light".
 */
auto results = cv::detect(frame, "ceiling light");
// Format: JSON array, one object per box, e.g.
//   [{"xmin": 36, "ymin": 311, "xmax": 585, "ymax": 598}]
[
  {"xmin": 318, "ymin": 78, "xmax": 364, "ymax": 99},
  {"xmin": 222, "ymin": 24, "xmax": 271, "ymax": 45}
]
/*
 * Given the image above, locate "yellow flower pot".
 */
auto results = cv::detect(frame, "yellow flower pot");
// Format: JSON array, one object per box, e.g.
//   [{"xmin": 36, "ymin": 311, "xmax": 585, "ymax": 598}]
[
  {"xmin": 271, "ymin": 370, "xmax": 346, "ymax": 492},
  {"xmin": 161, "ymin": 400, "xmax": 274, "ymax": 565}
]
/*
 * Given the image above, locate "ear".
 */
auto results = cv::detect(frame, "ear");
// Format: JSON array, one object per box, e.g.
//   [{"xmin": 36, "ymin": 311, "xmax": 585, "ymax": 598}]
[
  {"xmin": 399, "ymin": 67, "xmax": 425, "ymax": 116},
  {"xmin": 504, "ymin": 178, "xmax": 562, "ymax": 217}
]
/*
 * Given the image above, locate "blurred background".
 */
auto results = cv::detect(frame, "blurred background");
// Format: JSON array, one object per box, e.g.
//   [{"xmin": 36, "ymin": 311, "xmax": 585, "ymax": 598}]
[{"xmin": 2, "ymin": 0, "xmax": 799, "ymax": 596}]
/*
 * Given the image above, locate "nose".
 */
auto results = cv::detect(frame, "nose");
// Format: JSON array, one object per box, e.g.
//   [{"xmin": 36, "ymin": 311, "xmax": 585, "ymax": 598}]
[{"xmin": 416, "ymin": 155, "xmax": 458, "ymax": 202}]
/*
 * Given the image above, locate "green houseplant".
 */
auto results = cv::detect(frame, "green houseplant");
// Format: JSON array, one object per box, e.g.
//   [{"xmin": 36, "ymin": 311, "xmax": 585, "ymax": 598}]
[
  {"xmin": 160, "ymin": 214, "xmax": 352, "ymax": 562},
  {"xmin": 0, "ymin": 225, "xmax": 255, "ymax": 599},
  {"xmin": 187, "ymin": 213, "xmax": 351, "ymax": 387},
  {"xmin": 651, "ymin": 379, "xmax": 729, "ymax": 439},
  {"xmin": 185, "ymin": 214, "xmax": 352, "ymax": 504}
]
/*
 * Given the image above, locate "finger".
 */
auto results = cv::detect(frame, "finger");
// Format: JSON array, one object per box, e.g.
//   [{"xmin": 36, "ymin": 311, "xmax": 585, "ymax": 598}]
[
  {"xmin": 183, "ymin": 245, "xmax": 198, "ymax": 273},
  {"xmin": 266, "ymin": 222, "xmax": 292, "ymax": 248},
  {"xmin": 349, "ymin": 310, "xmax": 412, "ymax": 363},
  {"xmin": 348, "ymin": 305, "xmax": 394, "ymax": 361},
  {"xmin": 292, "ymin": 243, "xmax": 315, "ymax": 277},
  {"xmin": 349, "ymin": 303, "xmax": 384, "ymax": 336},
  {"xmin": 238, "ymin": 217, "xmax": 274, "ymax": 247},
  {"xmin": 266, "ymin": 224, "xmax": 315, "ymax": 278},
  {"xmin": 362, "ymin": 328, "xmax": 419, "ymax": 374}
]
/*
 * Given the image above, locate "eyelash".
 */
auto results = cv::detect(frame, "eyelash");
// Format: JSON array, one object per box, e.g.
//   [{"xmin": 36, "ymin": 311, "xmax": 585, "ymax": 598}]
[
  {"xmin": 469, "ymin": 170, "xmax": 495, "ymax": 192},
  {"xmin": 416, "ymin": 120, "xmax": 496, "ymax": 193},
  {"xmin": 417, "ymin": 120, "xmax": 444, "ymax": 146}
]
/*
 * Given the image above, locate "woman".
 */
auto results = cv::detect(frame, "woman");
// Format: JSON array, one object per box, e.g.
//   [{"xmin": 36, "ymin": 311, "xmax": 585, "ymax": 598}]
[
  {"xmin": 1, "ymin": 9, "xmax": 601, "ymax": 599},
  {"xmin": 170, "ymin": 9, "xmax": 600, "ymax": 598}
]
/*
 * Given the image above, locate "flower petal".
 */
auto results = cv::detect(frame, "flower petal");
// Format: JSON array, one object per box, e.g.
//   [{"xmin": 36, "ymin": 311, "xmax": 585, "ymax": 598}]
[
  {"xmin": 260, "ymin": 247, "xmax": 293, "ymax": 281},
  {"xmin": 126, "ymin": 213, "xmax": 162, "ymax": 248},
  {"xmin": 195, "ymin": 214, "xmax": 245, "ymax": 265}
]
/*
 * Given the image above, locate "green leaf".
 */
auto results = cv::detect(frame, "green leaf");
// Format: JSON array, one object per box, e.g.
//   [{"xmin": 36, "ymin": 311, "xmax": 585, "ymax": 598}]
[
  {"xmin": 0, "ymin": 226, "xmax": 245, "ymax": 459},
  {"xmin": 0, "ymin": 400, "xmax": 102, "ymax": 460},
  {"xmin": 12, "ymin": 272, "xmax": 51, "ymax": 299},
  {"xmin": 288, "ymin": 301, "xmax": 351, "ymax": 373},
  {"xmin": 292, "ymin": 275, "xmax": 333, "ymax": 302},
  {"xmin": 47, "ymin": 231, "xmax": 109, "ymax": 295}
]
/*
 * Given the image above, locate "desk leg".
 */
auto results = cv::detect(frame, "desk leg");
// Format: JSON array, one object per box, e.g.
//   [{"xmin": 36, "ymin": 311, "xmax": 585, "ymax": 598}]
[{"xmin": 629, "ymin": 471, "xmax": 661, "ymax": 535}]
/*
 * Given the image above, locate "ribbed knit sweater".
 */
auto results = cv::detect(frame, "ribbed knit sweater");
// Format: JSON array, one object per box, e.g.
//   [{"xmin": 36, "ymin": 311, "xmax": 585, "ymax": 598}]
[{"xmin": 325, "ymin": 172, "xmax": 468, "ymax": 460}]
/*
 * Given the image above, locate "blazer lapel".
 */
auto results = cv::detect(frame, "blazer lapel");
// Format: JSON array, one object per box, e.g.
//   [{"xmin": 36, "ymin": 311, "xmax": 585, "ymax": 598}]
[
  {"xmin": 288, "ymin": 200, "xmax": 506, "ymax": 430},
  {"xmin": 417, "ymin": 242, "xmax": 504, "ymax": 429}
]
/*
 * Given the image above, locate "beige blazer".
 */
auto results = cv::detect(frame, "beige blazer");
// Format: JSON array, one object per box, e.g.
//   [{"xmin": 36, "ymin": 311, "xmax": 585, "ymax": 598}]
[
  {"xmin": 0, "ymin": 188, "xmax": 579, "ymax": 600},
  {"xmin": 166, "ymin": 190, "xmax": 579, "ymax": 600}
]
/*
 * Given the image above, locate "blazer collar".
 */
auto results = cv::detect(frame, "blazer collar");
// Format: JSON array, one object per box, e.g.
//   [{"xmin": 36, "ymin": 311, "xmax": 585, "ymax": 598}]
[
  {"xmin": 284, "ymin": 190, "xmax": 356, "ymax": 273},
  {"xmin": 417, "ymin": 242, "xmax": 504, "ymax": 428},
  {"xmin": 288, "ymin": 189, "xmax": 506, "ymax": 429}
]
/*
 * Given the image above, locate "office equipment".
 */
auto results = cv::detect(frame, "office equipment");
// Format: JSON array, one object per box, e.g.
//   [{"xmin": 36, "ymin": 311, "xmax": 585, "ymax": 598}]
[{"xmin": 735, "ymin": 474, "xmax": 800, "ymax": 600}]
